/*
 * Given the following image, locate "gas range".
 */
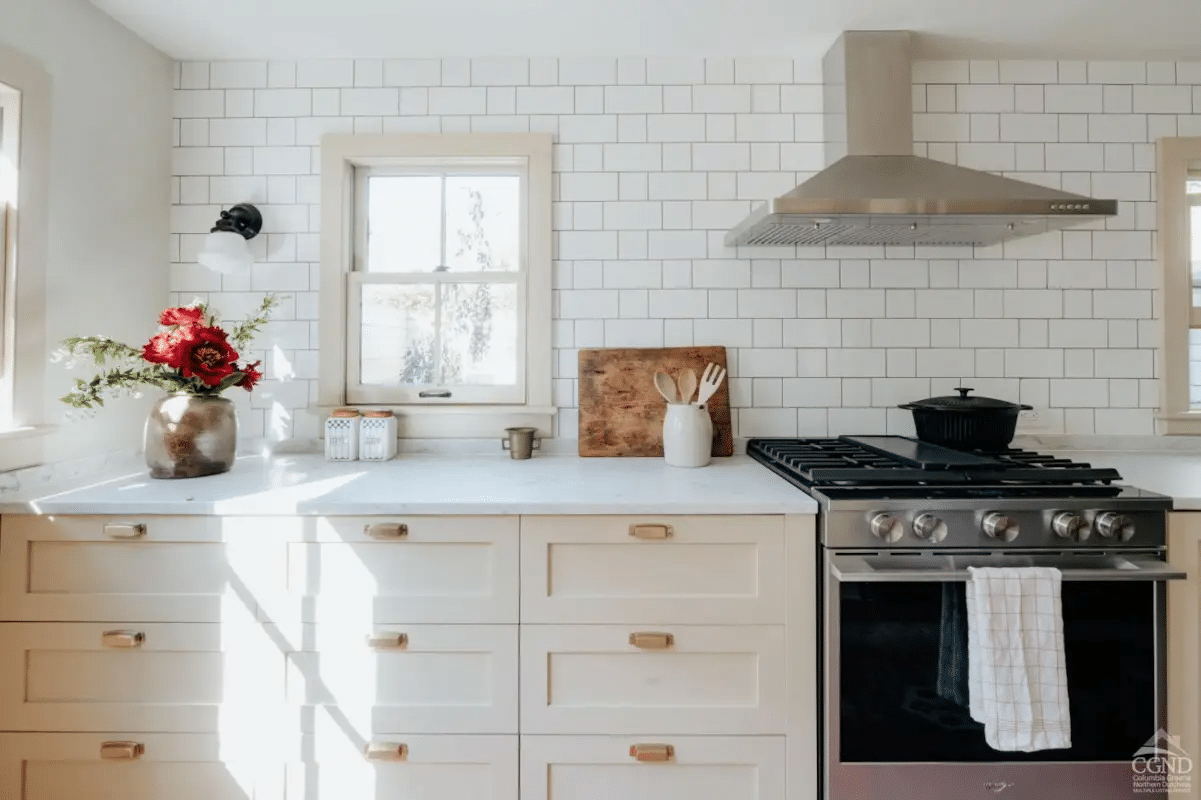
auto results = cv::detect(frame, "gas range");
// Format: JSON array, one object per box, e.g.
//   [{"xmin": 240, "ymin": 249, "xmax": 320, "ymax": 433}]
[
  {"xmin": 751, "ymin": 435, "xmax": 1180, "ymax": 800},
  {"xmin": 747, "ymin": 435, "xmax": 1172, "ymax": 550}
]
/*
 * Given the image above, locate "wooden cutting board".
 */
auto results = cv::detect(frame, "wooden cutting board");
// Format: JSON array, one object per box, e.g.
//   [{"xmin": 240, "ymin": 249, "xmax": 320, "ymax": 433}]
[{"xmin": 578, "ymin": 346, "xmax": 732, "ymax": 458}]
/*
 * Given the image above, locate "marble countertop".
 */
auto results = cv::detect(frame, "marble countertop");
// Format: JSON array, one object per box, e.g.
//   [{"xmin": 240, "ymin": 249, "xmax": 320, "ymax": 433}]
[
  {"xmin": 1045, "ymin": 449, "xmax": 1201, "ymax": 510},
  {"xmin": 0, "ymin": 453, "xmax": 819, "ymax": 516}
]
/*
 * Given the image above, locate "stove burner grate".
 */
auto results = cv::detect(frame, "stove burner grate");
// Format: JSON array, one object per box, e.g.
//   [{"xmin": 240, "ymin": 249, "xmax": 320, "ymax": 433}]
[{"xmin": 747, "ymin": 436, "xmax": 1122, "ymax": 490}]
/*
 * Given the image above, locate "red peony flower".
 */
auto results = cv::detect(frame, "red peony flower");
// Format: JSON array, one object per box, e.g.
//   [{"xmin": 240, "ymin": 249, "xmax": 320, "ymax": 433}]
[
  {"xmin": 159, "ymin": 306, "xmax": 206, "ymax": 326},
  {"xmin": 144, "ymin": 324, "xmax": 240, "ymax": 386},
  {"xmin": 142, "ymin": 328, "xmax": 185, "ymax": 365},
  {"xmin": 236, "ymin": 361, "xmax": 263, "ymax": 392}
]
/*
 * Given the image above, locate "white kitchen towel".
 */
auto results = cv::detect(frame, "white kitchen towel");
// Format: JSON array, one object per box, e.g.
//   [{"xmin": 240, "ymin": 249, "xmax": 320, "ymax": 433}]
[{"xmin": 966, "ymin": 566, "xmax": 1071, "ymax": 752}]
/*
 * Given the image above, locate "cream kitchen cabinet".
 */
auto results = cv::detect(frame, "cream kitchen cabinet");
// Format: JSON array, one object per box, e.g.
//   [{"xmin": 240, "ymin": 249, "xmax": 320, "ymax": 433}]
[
  {"xmin": 520, "ymin": 624, "xmax": 786, "ymax": 734},
  {"xmin": 520, "ymin": 735, "xmax": 786, "ymax": 800},
  {"xmin": 1169, "ymin": 511, "xmax": 1201, "ymax": 800},
  {"xmin": 0, "ymin": 733, "xmax": 286, "ymax": 800},
  {"xmin": 0, "ymin": 512, "xmax": 818, "ymax": 800}
]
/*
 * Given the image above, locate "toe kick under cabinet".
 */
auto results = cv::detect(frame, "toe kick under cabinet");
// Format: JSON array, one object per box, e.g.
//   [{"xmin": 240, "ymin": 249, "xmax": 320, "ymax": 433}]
[{"xmin": 0, "ymin": 512, "xmax": 816, "ymax": 800}]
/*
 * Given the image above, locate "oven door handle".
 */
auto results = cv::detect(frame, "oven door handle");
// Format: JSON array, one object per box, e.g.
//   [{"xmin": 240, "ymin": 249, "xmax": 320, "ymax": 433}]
[{"xmin": 829, "ymin": 554, "xmax": 1187, "ymax": 582}]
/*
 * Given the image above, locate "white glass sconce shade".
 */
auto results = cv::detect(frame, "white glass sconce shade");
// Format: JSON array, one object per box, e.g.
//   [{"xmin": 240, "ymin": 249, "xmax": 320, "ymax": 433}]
[{"xmin": 198, "ymin": 231, "xmax": 253, "ymax": 274}]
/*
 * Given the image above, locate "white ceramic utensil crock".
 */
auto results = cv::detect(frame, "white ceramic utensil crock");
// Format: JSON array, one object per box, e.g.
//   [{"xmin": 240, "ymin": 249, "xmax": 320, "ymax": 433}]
[{"xmin": 663, "ymin": 403, "xmax": 713, "ymax": 468}]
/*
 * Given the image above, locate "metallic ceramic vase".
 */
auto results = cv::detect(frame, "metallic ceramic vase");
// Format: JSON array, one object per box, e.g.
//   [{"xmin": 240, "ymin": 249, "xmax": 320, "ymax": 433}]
[{"xmin": 143, "ymin": 394, "xmax": 237, "ymax": 479}]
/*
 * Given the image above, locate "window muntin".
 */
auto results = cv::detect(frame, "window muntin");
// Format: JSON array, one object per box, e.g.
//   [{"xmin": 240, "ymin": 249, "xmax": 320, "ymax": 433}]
[{"xmin": 348, "ymin": 163, "xmax": 528, "ymax": 405}]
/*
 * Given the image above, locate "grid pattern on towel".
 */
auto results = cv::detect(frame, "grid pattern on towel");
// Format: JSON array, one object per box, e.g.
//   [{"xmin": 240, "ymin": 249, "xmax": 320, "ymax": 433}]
[{"xmin": 966, "ymin": 566, "xmax": 1072, "ymax": 752}]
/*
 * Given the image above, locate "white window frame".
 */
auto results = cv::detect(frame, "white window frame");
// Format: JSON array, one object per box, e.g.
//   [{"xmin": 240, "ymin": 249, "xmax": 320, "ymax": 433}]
[
  {"xmin": 0, "ymin": 43, "xmax": 52, "ymax": 471},
  {"xmin": 348, "ymin": 162, "xmax": 529, "ymax": 405},
  {"xmin": 319, "ymin": 133, "xmax": 554, "ymax": 439},
  {"xmin": 1158, "ymin": 137, "xmax": 1201, "ymax": 434}
]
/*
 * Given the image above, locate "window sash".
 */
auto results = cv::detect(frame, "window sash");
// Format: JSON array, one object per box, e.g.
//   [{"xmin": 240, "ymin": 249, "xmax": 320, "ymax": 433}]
[{"xmin": 346, "ymin": 267, "xmax": 527, "ymax": 406}]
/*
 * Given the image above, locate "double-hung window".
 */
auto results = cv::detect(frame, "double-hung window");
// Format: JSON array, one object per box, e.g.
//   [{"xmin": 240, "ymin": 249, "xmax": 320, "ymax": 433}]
[
  {"xmin": 320, "ymin": 134, "xmax": 553, "ymax": 437},
  {"xmin": 1158, "ymin": 138, "xmax": 1201, "ymax": 432}
]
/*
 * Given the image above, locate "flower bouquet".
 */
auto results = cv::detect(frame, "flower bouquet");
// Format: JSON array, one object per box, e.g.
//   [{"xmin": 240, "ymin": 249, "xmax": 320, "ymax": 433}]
[{"xmin": 58, "ymin": 295, "xmax": 279, "ymax": 478}]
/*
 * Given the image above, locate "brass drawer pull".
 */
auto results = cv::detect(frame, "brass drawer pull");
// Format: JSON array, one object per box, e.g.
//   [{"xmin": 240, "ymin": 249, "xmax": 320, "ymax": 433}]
[
  {"xmin": 366, "ymin": 632, "xmax": 408, "ymax": 649},
  {"xmin": 628, "ymin": 524, "xmax": 673, "ymax": 540},
  {"xmin": 103, "ymin": 523, "xmax": 146, "ymax": 539},
  {"xmin": 629, "ymin": 632, "xmax": 674, "ymax": 649},
  {"xmin": 365, "ymin": 523, "xmax": 408, "ymax": 540},
  {"xmin": 101, "ymin": 631, "xmax": 145, "ymax": 648},
  {"xmin": 629, "ymin": 743, "xmax": 673, "ymax": 762},
  {"xmin": 364, "ymin": 742, "xmax": 408, "ymax": 761},
  {"xmin": 100, "ymin": 741, "xmax": 144, "ymax": 760}
]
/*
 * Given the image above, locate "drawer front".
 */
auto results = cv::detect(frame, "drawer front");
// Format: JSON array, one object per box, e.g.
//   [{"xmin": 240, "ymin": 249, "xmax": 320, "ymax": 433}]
[
  {"xmin": 520, "ymin": 735, "xmax": 785, "ymax": 800},
  {"xmin": 0, "ymin": 623, "xmax": 286, "ymax": 733},
  {"xmin": 288, "ymin": 724, "xmax": 517, "ymax": 800},
  {"xmin": 286, "ymin": 624, "xmax": 518, "ymax": 733},
  {"xmin": 265, "ymin": 516, "xmax": 519, "ymax": 624},
  {"xmin": 0, "ymin": 733, "xmax": 285, "ymax": 800},
  {"xmin": 0, "ymin": 516, "xmax": 290, "ymax": 623},
  {"xmin": 520, "ymin": 516, "xmax": 785, "ymax": 624},
  {"xmin": 520, "ymin": 625, "xmax": 786, "ymax": 734}
]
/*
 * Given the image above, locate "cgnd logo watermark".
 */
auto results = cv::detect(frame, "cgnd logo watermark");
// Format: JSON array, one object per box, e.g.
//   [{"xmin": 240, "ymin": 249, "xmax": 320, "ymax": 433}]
[{"xmin": 1133, "ymin": 729, "xmax": 1193, "ymax": 795}]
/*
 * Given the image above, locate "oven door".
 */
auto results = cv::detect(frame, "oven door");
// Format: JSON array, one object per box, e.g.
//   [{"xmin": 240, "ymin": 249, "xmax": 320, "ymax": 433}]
[{"xmin": 824, "ymin": 550, "xmax": 1183, "ymax": 800}]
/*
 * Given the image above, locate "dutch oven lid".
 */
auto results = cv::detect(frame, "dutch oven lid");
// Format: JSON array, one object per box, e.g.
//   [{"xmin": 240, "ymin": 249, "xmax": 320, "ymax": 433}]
[{"xmin": 902, "ymin": 387, "xmax": 1032, "ymax": 411}]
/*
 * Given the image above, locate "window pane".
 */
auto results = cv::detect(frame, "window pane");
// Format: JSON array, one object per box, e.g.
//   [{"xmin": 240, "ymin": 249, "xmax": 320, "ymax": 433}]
[
  {"xmin": 444, "ymin": 176, "xmax": 520, "ymax": 272},
  {"xmin": 1192, "ymin": 205, "xmax": 1201, "ymax": 291},
  {"xmin": 440, "ymin": 283, "xmax": 518, "ymax": 385},
  {"xmin": 1191, "ymin": 329, "xmax": 1201, "ymax": 409},
  {"xmin": 365, "ymin": 176, "xmax": 442, "ymax": 273},
  {"xmin": 359, "ymin": 283, "xmax": 437, "ymax": 385}
]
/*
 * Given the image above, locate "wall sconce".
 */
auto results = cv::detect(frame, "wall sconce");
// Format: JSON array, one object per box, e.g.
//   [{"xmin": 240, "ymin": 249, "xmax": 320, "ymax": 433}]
[{"xmin": 198, "ymin": 203, "xmax": 262, "ymax": 274}]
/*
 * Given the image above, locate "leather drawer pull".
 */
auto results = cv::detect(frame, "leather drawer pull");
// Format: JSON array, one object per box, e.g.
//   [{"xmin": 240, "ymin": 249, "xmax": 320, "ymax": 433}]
[
  {"xmin": 366, "ymin": 632, "xmax": 408, "ymax": 649},
  {"xmin": 628, "ymin": 632, "xmax": 674, "ymax": 649},
  {"xmin": 103, "ymin": 523, "xmax": 146, "ymax": 539},
  {"xmin": 101, "ymin": 631, "xmax": 145, "ymax": 648},
  {"xmin": 100, "ymin": 741, "xmax": 144, "ymax": 760},
  {"xmin": 629, "ymin": 743, "xmax": 673, "ymax": 762},
  {"xmin": 365, "ymin": 523, "xmax": 408, "ymax": 540},
  {"xmin": 628, "ymin": 524, "xmax": 673, "ymax": 540},
  {"xmin": 364, "ymin": 742, "xmax": 408, "ymax": 761}
]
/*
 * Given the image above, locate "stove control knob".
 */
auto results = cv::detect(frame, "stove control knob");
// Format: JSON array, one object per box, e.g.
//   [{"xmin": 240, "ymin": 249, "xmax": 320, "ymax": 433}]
[
  {"xmin": 1095, "ymin": 512, "xmax": 1135, "ymax": 542},
  {"xmin": 1052, "ymin": 511, "xmax": 1090, "ymax": 542},
  {"xmin": 913, "ymin": 513, "xmax": 948, "ymax": 543},
  {"xmin": 981, "ymin": 512, "xmax": 1019, "ymax": 542},
  {"xmin": 868, "ymin": 513, "xmax": 903, "ymax": 543}
]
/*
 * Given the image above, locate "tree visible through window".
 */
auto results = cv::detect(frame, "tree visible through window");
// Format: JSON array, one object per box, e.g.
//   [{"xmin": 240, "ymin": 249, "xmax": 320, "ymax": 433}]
[{"xmin": 350, "ymin": 167, "xmax": 525, "ymax": 404}]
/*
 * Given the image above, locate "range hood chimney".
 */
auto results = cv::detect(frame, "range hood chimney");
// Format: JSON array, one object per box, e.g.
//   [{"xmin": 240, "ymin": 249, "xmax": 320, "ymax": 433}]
[{"xmin": 726, "ymin": 31, "xmax": 1117, "ymax": 247}]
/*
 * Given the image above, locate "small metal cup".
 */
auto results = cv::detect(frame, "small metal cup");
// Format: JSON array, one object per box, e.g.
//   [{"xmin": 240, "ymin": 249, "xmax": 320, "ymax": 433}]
[{"xmin": 502, "ymin": 427, "xmax": 540, "ymax": 459}]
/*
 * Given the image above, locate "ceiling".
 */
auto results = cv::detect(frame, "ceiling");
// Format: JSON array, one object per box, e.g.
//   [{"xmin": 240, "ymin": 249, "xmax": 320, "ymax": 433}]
[{"xmin": 89, "ymin": 0, "xmax": 1201, "ymax": 62}]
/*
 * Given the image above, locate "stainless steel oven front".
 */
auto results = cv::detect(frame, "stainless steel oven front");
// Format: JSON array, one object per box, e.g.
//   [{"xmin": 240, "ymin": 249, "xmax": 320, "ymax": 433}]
[{"xmin": 823, "ymin": 549, "xmax": 1185, "ymax": 800}]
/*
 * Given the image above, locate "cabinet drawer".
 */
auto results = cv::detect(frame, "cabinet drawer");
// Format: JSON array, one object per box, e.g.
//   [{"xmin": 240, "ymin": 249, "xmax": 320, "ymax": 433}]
[
  {"xmin": 520, "ymin": 516, "xmax": 785, "ymax": 624},
  {"xmin": 0, "ymin": 622, "xmax": 286, "ymax": 733},
  {"xmin": 289, "ymin": 724, "xmax": 517, "ymax": 800},
  {"xmin": 0, "ymin": 733, "xmax": 285, "ymax": 800},
  {"xmin": 520, "ymin": 625, "xmax": 785, "ymax": 734},
  {"xmin": 286, "ymin": 624, "xmax": 518, "ymax": 734},
  {"xmin": 520, "ymin": 735, "xmax": 784, "ymax": 800},
  {"xmin": 0, "ymin": 515, "xmax": 289, "ymax": 623},
  {"xmin": 265, "ymin": 516, "xmax": 519, "ymax": 624}
]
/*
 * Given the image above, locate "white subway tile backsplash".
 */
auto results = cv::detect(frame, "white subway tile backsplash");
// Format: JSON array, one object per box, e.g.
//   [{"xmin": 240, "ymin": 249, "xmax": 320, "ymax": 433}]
[
  {"xmin": 171, "ymin": 55, "xmax": 1173, "ymax": 441},
  {"xmin": 297, "ymin": 60, "xmax": 355, "ymax": 88}
]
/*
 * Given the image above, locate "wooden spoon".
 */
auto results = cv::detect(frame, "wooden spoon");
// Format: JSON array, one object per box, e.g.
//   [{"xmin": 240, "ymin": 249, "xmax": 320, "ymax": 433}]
[
  {"xmin": 653, "ymin": 371, "xmax": 679, "ymax": 404},
  {"xmin": 677, "ymin": 368, "xmax": 698, "ymax": 405}
]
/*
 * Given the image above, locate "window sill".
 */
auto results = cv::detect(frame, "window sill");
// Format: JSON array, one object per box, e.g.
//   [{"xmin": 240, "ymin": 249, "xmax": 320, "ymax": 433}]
[
  {"xmin": 1158, "ymin": 414, "xmax": 1201, "ymax": 435},
  {"xmin": 0, "ymin": 424, "xmax": 56, "ymax": 473},
  {"xmin": 0, "ymin": 423, "xmax": 56, "ymax": 442},
  {"xmin": 317, "ymin": 405, "xmax": 557, "ymax": 439}
]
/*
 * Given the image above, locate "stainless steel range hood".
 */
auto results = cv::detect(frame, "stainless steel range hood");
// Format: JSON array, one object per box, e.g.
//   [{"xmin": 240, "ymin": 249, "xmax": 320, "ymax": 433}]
[{"xmin": 726, "ymin": 31, "xmax": 1117, "ymax": 247}]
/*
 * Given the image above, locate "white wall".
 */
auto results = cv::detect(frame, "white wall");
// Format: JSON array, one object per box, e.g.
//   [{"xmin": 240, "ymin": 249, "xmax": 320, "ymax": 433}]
[
  {"xmin": 0, "ymin": 0, "xmax": 173, "ymax": 469},
  {"xmin": 169, "ymin": 56, "xmax": 1177, "ymax": 443}
]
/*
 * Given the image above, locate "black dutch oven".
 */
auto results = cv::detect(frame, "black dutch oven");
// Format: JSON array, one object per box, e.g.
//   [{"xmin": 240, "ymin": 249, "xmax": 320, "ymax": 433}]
[{"xmin": 898, "ymin": 387, "xmax": 1033, "ymax": 451}]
